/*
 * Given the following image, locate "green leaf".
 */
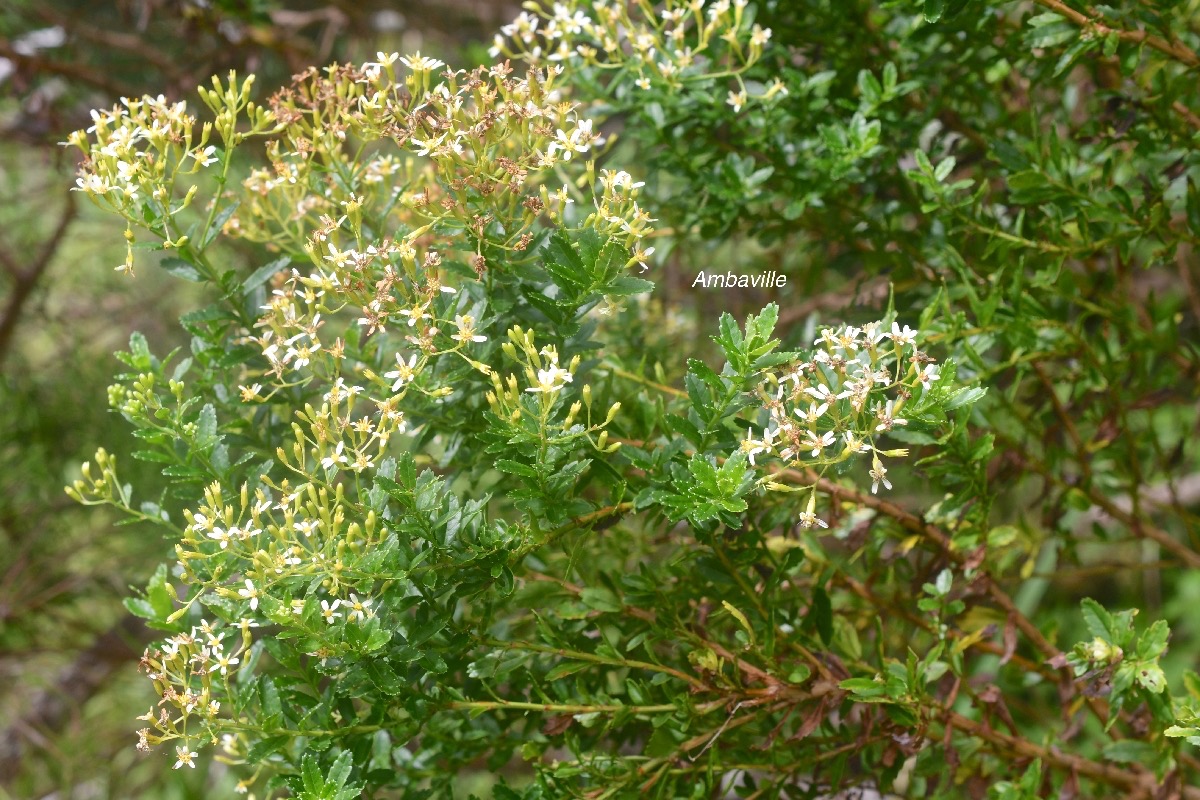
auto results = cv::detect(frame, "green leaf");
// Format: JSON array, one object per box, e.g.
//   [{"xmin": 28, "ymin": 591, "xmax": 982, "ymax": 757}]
[
  {"xmin": 580, "ymin": 587, "xmax": 622, "ymax": 613},
  {"xmin": 606, "ymin": 276, "xmax": 655, "ymax": 297},
  {"xmin": 687, "ymin": 358, "xmax": 724, "ymax": 390},
  {"xmin": 811, "ymin": 587, "xmax": 833, "ymax": 645},
  {"xmin": 546, "ymin": 661, "xmax": 592, "ymax": 681},
  {"xmin": 1138, "ymin": 619, "xmax": 1170, "ymax": 660},
  {"xmin": 202, "ymin": 200, "xmax": 241, "ymax": 248},
  {"xmin": 1080, "ymin": 598, "xmax": 1113, "ymax": 640},
  {"xmin": 146, "ymin": 563, "xmax": 173, "ymax": 621},
  {"xmin": 840, "ymin": 677, "xmax": 886, "ymax": 697},
  {"xmin": 325, "ymin": 750, "xmax": 354, "ymax": 791},
  {"xmin": 196, "ymin": 404, "xmax": 218, "ymax": 450},
  {"xmin": 302, "ymin": 753, "xmax": 324, "ymax": 795},
  {"xmin": 945, "ymin": 386, "xmax": 986, "ymax": 410},
  {"xmin": 243, "ymin": 256, "xmax": 291, "ymax": 293},
  {"xmin": 159, "ymin": 257, "xmax": 203, "ymax": 282},
  {"xmin": 495, "ymin": 459, "xmax": 539, "ymax": 478}
]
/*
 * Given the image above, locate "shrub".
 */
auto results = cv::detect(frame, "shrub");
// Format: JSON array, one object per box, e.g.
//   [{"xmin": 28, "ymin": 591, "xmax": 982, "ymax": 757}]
[{"xmin": 68, "ymin": 0, "xmax": 1200, "ymax": 797}]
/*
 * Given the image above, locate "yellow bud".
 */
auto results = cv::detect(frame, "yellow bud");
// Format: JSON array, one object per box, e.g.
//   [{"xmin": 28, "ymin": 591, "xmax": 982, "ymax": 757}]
[{"xmin": 604, "ymin": 402, "xmax": 622, "ymax": 425}]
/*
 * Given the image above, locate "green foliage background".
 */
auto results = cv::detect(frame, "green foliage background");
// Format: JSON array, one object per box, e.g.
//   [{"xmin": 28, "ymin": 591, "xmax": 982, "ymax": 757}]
[{"xmin": 4, "ymin": 0, "xmax": 1200, "ymax": 798}]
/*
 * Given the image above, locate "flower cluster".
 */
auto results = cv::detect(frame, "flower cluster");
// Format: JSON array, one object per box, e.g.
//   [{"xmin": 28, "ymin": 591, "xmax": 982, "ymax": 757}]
[
  {"xmin": 490, "ymin": 0, "xmax": 786, "ymax": 111},
  {"xmin": 746, "ymin": 320, "xmax": 939, "ymax": 528},
  {"xmin": 66, "ymin": 75, "xmax": 277, "ymax": 274},
  {"xmin": 487, "ymin": 325, "xmax": 622, "ymax": 453},
  {"xmin": 66, "ymin": 52, "xmax": 649, "ymax": 793},
  {"xmin": 133, "ymin": 616, "xmax": 246, "ymax": 764},
  {"xmin": 129, "ymin": 473, "xmax": 386, "ymax": 776}
]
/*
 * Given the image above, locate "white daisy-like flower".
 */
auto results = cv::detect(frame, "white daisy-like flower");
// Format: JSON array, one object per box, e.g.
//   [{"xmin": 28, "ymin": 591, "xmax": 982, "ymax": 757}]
[
  {"xmin": 238, "ymin": 579, "xmax": 259, "ymax": 610},
  {"xmin": 173, "ymin": 745, "xmax": 198, "ymax": 769}
]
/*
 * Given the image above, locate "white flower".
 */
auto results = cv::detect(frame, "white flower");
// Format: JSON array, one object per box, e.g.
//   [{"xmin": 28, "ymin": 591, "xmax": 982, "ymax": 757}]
[
  {"xmin": 843, "ymin": 432, "xmax": 872, "ymax": 453},
  {"xmin": 870, "ymin": 459, "xmax": 892, "ymax": 494},
  {"xmin": 401, "ymin": 52, "xmax": 446, "ymax": 73},
  {"xmin": 238, "ymin": 579, "xmax": 259, "ymax": 610},
  {"xmin": 451, "ymin": 314, "xmax": 487, "ymax": 344},
  {"xmin": 740, "ymin": 427, "xmax": 776, "ymax": 466},
  {"xmin": 385, "ymin": 353, "xmax": 419, "ymax": 391},
  {"xmin": 346, "ymin": 593, "xmax": 373, "ymax": 623},
  {"xmin": 349, "ymin": 449, "xmax": 375, "ymax": 473},
  {"xmin": 875, "ymin": 399, "xmax": 909, "ymax": 432},
  {"xmin": 726, "ymin": 90, "xmax": 746, "ymax": 113},
  {"xmin": 188, "ymin": 145, "xmax": 218, "ymax": 167},
  {"xmin": 797, "ymin": 510, "xmax": 828, "ymax": 529},
  {"xmin": 321, "ymin": 441, "xmax": 348, "ymax": 470},
  {"xmin": 802, "ymin": 430, "xmax": 836, "ymax": 458},
  {"xmin": 173, "ymin": 746, "xmax": 198, "ymax": 769},
  {"xmin": 320, "ymin": 599, "xmax": 342, "ymax": 624},
  {"xmin": 917, "ymin": 363, "xmax": 939, "ymax": 389},
  {"xmin": 804, "ymin": 383, "xmax": 845, "ymax": 403},
  {"xmin": 795, "ymin": 401, "xmax": 828, "ymax": 426},
  {"xmin": 208, "ymin": 527, "xmax": 232, "ymax": 550},
  {"xmin": 836, "ymin": 326, "xmax": 862, "ymax": 351},
  {"xmin": 399, "ymin": 302, "xmax": 432, "ymax": 327},
  {"xmin": 889, "ymin": 322, "xmax": 918, "ymax": 347},
  {"xmin": 214, "ymin": 651, "xmax": 240, "ymax": 675},
  {"xmin": 526, "ymin": 365, "xmax": 573, "ymax": 394}
]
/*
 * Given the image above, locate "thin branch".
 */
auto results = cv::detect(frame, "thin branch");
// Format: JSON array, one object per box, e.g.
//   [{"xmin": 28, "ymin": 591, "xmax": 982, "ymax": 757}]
[
  {"xmin": 1033, "ymin": 0, "xmax": 1200, "ymax": 69},
  {"xmin": 944, "ymin": 710, "xmax": 1195, "ymax": 799},
  {"xmin": 0, "ymin": 192, "xmax": 77, "ymax": 367},
  {"xmin": 0, "ymin": 40, "xmax": 137, "ymax": 98}
]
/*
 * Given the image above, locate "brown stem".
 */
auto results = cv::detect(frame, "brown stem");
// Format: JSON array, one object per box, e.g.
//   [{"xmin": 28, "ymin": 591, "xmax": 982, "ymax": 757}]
[
  {"xmin": 1002, "ymin": 439, "xmax": 1200, "ymax": 570},
  {"xmin": 0, "ymin": 40, "xmax": 137, "ymax": 98},
  {"xmin": 1033, "ymin": 0, "xmax": 1200, "ymax": 69},
  {"xmin": 777, "ymin": 464, "xmax": 1066, "ymax": 664},
  {"xmin": 0, "ymin": 193, "xmax": 77, "ymax": 368},
  {"xmin": 944, "ymin": 710, "xmax": 1193, "ymax": 798}
]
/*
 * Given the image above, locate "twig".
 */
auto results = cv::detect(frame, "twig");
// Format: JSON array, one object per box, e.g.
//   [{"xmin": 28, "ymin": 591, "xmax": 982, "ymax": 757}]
[
  {"xmin": 1033, "ymin": 0, "xmax": 1200, "ymax": 69},
  {"xmin": 945, "ymin": 710, "xmax": 1195, "ymax": 798},
  {"xmin": 0, "ymin": 40, "xmax": 137, "ymax": 98},
  {"xmin": 0, "ymin": 192, "xmax": 77, "ymax": 367}
]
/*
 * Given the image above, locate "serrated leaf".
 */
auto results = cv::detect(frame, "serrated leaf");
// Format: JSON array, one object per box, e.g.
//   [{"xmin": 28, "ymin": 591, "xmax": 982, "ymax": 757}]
[
  {"xmin": 606, "ymin": 276, "xmax": 655, "ymax": 296},
  {"xmin": 494, "ymin": 459, "xmax": 539, "ymax": 478},
  {"xmin": 159, "ymin": 257, "xmax": 203, "ymax": 282},
  {"xmin": 196, "ymin": 404, "xmax": 218, "ymax": 449},
  {"xmin": 946, "ymin": 386, "xmax": 986, "ymax": 410},
  {"xmin": 1080, "ymin": 597, "xmax": 1113, "ymax": 640}
]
